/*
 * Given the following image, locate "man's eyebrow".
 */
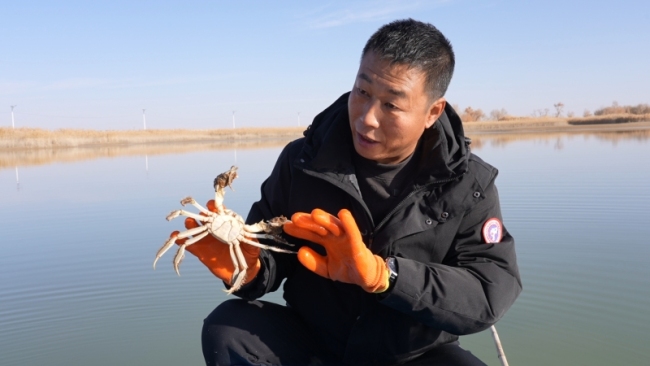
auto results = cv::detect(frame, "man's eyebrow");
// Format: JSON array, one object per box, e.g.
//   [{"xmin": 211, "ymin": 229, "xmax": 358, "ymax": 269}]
[
  {"xmin": 358, "ymin": 72, "xmax": 372, "ymax": 83},
  {"xmin": 388, "ymin": 88, "xmax": 406, "ymax": 98},
  {"xmin": 358, "ymin": 72, "xmax": 406, "ymax": 98}
]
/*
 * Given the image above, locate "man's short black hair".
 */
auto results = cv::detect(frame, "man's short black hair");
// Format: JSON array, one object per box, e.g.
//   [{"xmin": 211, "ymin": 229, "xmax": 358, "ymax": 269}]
[{"xmin": 362, "ymin": 19, "xmax": 455, "ymax": 99}]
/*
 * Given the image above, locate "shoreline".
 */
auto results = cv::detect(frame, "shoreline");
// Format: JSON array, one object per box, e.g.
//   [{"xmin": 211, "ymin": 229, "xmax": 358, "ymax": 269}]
[
  {"xmin": 0, "ymin": 126, "xmax": 306, "ymax": 150},
  {"xmin": 463, "ymin": 117, "xmax": 650, "ymax": 134},
  {"xmin": 3, "ymin": 116, "xmax": 650, "ymax": 150},
  {"xmin": 2, "ymin": 119, "xmax": 650, "ymax": 170}
]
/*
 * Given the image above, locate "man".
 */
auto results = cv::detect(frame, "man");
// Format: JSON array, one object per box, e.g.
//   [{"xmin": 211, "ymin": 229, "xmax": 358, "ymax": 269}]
[{"xmin": 179, "ymin": 19, "xmax": 521, "ymax": 365}]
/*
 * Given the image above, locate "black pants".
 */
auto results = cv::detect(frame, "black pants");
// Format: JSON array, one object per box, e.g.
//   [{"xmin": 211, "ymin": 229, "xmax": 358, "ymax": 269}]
[{"xmin": 201, "ymin": 299, "xmax": 487, "ymax": 366}]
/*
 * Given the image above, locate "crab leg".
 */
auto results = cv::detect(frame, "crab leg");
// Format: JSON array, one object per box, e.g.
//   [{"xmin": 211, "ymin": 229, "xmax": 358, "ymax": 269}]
[
  {"xmin": 153, "ymin": 225, "xmax": 208, "ymax": 269},
  {"xmin": 167, "ymin": 209, "xmax": 210, "ymax": 223},
  {"xmin": 180, "ymin": 197, "xmax": 212, "ymax": 216},
  {"xmin": 227, "ymin": 242, "xmax": 250, "ymax": 294},
  {"xmin": 227, "ymin": 242, "xmax": 241, "ymax": 291},
  {"xmin": 213, "ymin": 166, "xmax": 238, "ymax": 214},
  {"xmin": 173, "ymin": 231, "xmax": 210, "ymax": 275},
  {"xmin": 153, "ymin": 235, "xmax": 180, "ymax": 270},
  {"xmin": 240, "ymin": 236, "xmax": 296, "ymax": 254},
  {"xmin": 244, "ymin": 232, "xmax": 293, "ymax": 246},
  {"xmin": 214, "ymin": 187, "xmax": 226, "ymax": 214},
  {"xmin": 176, "ymin": 225, "xmax": 209, "ymax": 239}
]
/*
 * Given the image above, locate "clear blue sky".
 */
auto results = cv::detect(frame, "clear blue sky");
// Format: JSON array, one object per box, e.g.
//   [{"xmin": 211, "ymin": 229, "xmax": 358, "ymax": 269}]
[{"xmin": 3, "ymin": 0, "xmax": 649, "ymax": 130}]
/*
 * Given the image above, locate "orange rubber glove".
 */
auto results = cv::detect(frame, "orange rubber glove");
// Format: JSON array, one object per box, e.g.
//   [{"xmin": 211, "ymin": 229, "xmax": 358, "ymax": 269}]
[
  {"xmin": 169, "ymin": 200, "xmax": 261, "ymax": 287},
  {"xmin": 284, "ymin": 208, "xmax": 390, "ymax": 293}
]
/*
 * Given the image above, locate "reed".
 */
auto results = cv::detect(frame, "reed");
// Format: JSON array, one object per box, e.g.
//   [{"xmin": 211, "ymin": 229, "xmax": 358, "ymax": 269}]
[
  {"xmin": 0, "ymin": 127, "xmax": 305, "ymax": 149},
  {"xmin": 3, "ymin": 114, "xmax": 650, "ymax": 150},
  {"xmin": 0, "ymin": 140, "xmax": 292, "ymax": 170},
  {"xmin": 567, "ymin": 114, "xmax": 650, "ymax": 125},
  {"xmin": 465, "ymin": 115, "xmax": 650, "ymax": 134},
  {"xmin": 463, "ymin": 118, "xmax": 567, "ymax": 132},
  {"xmin": 3, "ymin": 129, "xmax": 649, "ymax": 170}
]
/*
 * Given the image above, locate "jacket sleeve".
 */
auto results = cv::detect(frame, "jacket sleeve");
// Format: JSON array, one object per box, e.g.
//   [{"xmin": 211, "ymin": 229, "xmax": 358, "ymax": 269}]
[
  {"xmin": 228, "ymin": 141, "xmax": 301, "ymax": 300},
  {"xmin": 380, "ymin": 180, "xmax": 522, "ymax": 335}
]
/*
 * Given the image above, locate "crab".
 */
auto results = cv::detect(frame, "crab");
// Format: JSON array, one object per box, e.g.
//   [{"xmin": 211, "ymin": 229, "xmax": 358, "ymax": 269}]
[{"xmin": 153, "ymin": 165, "xmax": 295, "ymax": 293}]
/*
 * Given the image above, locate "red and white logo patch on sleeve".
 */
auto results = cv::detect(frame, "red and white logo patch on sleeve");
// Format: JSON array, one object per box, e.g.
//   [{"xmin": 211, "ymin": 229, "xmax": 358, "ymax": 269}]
[{"xmin": 482, "ymin": 218, "xmax": 503, "ymax": 244}]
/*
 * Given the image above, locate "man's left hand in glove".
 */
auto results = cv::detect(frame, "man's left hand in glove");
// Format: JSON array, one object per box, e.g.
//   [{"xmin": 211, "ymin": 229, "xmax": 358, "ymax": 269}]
[{"xmin": 283, "ymin": 208, "xmax": 390, "ymax": 293}]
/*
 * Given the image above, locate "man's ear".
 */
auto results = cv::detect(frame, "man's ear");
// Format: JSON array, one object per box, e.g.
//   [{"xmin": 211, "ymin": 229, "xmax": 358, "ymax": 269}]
[{"xmin": 425, "ymin": 97, "xmax": 446, "ymax": 129}]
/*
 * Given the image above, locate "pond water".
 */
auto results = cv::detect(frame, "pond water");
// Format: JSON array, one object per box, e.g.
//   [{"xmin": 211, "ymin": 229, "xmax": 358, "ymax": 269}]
[{"xmin": 1, "ymin": 132, "xmax": 649, "ymax": 365}]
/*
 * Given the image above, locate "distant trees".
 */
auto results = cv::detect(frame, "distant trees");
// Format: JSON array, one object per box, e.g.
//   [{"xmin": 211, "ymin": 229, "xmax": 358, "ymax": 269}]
[
  {"xmin": 457, "ymin": 105, "xmax": 509, "ymax": 122},
  {"xmin": 456, "ymin": 101, "xmax": 649, "ymax": 124},
  {"xmin": 460, "ymin": 107, "xmax": 485, "ymax": 122},
  {"xmin": 489, "ymin": 108, "xmax": 509, "ymax": 121},
  {"xmin": 531, "ymin": 108, "xmax": 550, "ymax": 118},
  {"xmin": 594, "ymin": 101, "xmax": 650, "ymax": 115}
]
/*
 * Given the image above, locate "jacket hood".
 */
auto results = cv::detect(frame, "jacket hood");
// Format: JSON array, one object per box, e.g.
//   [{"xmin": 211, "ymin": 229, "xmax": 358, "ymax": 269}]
[{"xmin": 300, "ymin": 92, "xmax": 469, "ymax": 184}]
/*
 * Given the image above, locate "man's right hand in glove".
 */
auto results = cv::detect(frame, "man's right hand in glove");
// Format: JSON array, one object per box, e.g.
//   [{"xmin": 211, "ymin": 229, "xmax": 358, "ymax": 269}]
[{"xmin": 168, "ymin": 200, "xmax": 261, "ymax": 287}]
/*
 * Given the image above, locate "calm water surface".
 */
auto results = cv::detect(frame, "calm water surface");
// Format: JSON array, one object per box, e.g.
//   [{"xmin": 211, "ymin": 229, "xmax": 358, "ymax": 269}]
[{"xmin": 1, "ymin": 134, "xmax": 649, "ymax": 365}]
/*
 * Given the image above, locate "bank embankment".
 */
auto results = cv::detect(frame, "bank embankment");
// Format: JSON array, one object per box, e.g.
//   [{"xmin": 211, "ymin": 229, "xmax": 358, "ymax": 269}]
[
  {"xmin": 463, "ymin": 114, "xmax": 650, "ymax": 134},
  {"xmin": 2, "ymin": 117, "xmax": 650, "ymax": 169},
  {"xmin": 0, "ymin": 127, "xmax": 305, "ymax": 149}
]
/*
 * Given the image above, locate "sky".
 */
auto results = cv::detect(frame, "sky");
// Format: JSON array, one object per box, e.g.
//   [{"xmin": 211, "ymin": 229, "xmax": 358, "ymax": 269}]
[{"xmin": 2, "ymin": 0, "xmax": 649, "ymax": 130}]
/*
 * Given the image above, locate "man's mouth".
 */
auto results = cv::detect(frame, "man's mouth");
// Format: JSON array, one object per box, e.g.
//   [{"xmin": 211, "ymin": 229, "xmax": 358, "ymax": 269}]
[{"xmin": 357, "ymin": 133, "xmax": 378, "ymax": 144}]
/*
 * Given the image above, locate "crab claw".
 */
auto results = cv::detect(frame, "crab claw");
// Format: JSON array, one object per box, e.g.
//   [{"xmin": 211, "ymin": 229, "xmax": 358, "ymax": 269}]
[{"xmin": 213, "ymin": 166, "xmax": 238, "ymax": 191}]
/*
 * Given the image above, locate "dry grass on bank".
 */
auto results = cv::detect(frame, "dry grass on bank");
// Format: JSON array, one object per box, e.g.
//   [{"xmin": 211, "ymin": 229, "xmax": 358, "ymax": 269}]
[
  {"xmin": 0, "ymin": 127, "xmax": 306, "ymax": 149},
  {"xmin": 2, "ymin": 113, "xmax": 649, "ymax": 151},
  {"xmin": 4, "ymin": 128, "xmax": 649, "ymax": 170},
  {"xmin": 463, "ymin": 117, "xmax": 566, "ymax": 132},
  {"xmin": 0, "ymin": 140, "xmax": 292, "ymax": 170},
  {"xmin": 464, "ymin": 114, "xmax": 650, "ymax": 133},
  {"xmin": 567, "ymin": 114, "xmax": 650, "ymax": 125}
]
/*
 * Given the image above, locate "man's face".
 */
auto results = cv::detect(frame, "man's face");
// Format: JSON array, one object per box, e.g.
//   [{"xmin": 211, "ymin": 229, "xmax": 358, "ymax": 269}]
[{"xmin": 348, "ymin": 51, "xmax": 446, "ymax": 164}]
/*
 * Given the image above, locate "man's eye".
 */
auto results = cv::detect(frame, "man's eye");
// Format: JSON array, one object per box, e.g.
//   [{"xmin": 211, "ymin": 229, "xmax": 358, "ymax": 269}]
[
  {"xmin": 384, "ymin": 102, "xmax": 398, "ymax": 109},
  {"xmin": 357, "ymin": 88, "xmax": 369, "ymax": 96}
]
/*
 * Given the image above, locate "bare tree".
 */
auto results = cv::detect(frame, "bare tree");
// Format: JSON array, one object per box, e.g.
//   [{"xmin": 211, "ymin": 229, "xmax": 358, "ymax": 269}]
[
  {"xmin": 583, "ymin": 109, "xmax": 592, "ymax": 117},
  {"xmin": 461, "ymin": 107, "xmax": 485, "ymax": 122},
  {"xmin": 553, "ymin": 102, "xmax": 564, "ymax": 117},
  {"xmin": 490, "ymin": 108, "xmax": 509, "ymax": 121},
  {"xmin": 532, "ymin": 108, "xmax": 550, "ymax": 118},
  {"xmin": 595, "ymin": 101, "xmax": 627, "ymax": 115},
  {"xmin": 630, "ymin": 104, "xmax": 650, "ymax": 114}
]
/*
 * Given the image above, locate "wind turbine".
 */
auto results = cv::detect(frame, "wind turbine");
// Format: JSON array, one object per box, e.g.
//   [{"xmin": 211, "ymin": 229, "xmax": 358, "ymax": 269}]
[
  {"xmin": 10, "ymin": 105, "xmax": 17, "ymax": 128},
  {"xmin": 142, "ymin": 109, "xmax": 147, "ymax": 130},
  {"xmin": 232, "ymin": 111, "xmax": 236, "ymax": 129}
]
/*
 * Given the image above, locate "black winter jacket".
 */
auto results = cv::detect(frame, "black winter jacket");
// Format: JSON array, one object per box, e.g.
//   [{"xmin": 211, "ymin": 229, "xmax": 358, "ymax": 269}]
[{"xmin": 238, "ymin": 92, "xmax": 522, "ymax": 365}]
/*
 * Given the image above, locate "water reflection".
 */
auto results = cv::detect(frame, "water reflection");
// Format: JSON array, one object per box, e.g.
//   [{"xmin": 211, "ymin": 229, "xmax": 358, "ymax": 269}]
[
  {"xmin": 466, "ymin": 129, "xmax": 650, "ymax": 151},
  {"xmin": 1, "ymin": 132, "xmax": 650, "ymax": 366},
  {"xmin": 2, "ymin": 129, "xmax": 650, "ymax": 171},
  {"xmin": 14, "ymin": 166, "xmax": 20, "ymax": 191}
]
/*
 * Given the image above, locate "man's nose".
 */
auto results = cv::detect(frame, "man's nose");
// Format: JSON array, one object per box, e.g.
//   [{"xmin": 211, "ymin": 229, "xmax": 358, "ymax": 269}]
[{"xmin": 359, "ymin": 100, "xmax": 380, "ymax": 128}]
